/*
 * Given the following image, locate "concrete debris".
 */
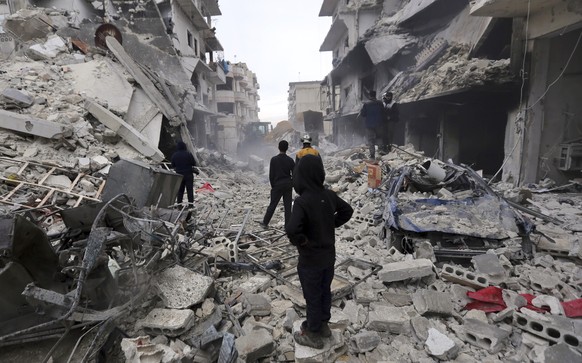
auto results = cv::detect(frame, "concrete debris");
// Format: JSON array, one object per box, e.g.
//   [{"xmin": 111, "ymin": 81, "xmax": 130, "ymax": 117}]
[
  {"xmin": 425, "ymin": 328, "xmax": 459, "ymax": 360},
  {"xmin": 0, "ymin": 5, "xmax": 581, "ymax": 363},
  {"xmin": 155, "ymin": 265, "xmax": 214, "ymax": 309}
]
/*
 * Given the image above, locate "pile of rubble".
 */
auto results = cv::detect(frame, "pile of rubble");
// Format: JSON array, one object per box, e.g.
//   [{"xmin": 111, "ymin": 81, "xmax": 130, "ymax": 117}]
[
  {"xmin": 1, "ymin": 6, "xmax": 582, "ymax": 363},
  {"xmin": 392, "ymin": 45, "xmax": 515, "ymax": 103}
]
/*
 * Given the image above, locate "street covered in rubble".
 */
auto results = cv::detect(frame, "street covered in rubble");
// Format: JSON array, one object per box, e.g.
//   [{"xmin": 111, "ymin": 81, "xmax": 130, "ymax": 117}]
[{"xmin": 2, "ymin": 0, "xmax": 582, "ymax": 362}]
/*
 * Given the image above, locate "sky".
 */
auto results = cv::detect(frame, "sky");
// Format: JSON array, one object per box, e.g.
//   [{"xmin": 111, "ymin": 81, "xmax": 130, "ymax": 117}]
[{"xmin": 214, "ymin": 0, "xmax": 333, "ymax": 125}]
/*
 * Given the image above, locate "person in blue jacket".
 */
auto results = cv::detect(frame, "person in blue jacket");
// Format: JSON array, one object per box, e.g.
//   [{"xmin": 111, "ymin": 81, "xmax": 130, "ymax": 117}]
[
  {"xmin": 171, "ymin": 141, "xmax": 198, "ymax": 207},
  {"xmin": 286, "ymin": 154, "xmax": 354, "ymax": 349}
]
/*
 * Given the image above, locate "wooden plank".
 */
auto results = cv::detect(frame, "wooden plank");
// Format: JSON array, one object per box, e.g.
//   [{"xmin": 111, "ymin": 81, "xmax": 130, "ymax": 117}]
[
  {"xmin": 37, "ymin": 167, "xmax": 56, "ymax": 185},
  {"xmin": 2, "ymin": 182, "xmax": 24, "ymax": 201},
  {"xmin": 68, "ymin": 173, "xmax": 85, "ymax": 191},
  {"xmin": 17, "ymin": 161, "xmax": 29, "ymax": 175},
  {"xmin": 0, "ymin": 177, "xmax": 101, "ymax": 203},
  {"xmin": 95, "ymin": 179, "xmax": 107, "ymax": 199},
  {"xmin": 37, "ymin": 189, "xmax": 56, "ymax": 207}
]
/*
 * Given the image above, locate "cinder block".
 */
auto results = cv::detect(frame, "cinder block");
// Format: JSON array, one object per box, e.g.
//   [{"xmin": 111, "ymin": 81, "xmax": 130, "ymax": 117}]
[
  {"xmin": 138, "ymin": 308, "xmax": 194, "ymax": 337},
  {"xmin": 459, "ymin": 318, "xmax": 510, "ymax": 353},
  {"xmin": 366, "ymin": 304, "xmax": 411, "ymax": 334},
  {"xmin": 514, "ymin": 312, "xmax": 582, "ymax": 352},
  {"xmin": 440, "ymin": 264, "xmax": 489, "ymax": 289},
  {"xmin": 350, "ymin": 331, "xmax": 381, "ymax": 353}
]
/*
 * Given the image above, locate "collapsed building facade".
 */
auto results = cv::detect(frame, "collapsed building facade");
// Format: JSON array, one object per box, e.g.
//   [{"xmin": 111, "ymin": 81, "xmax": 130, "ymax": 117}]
[
  {"xmin": 0, "ymin": 0, "xmax": 261, "ymax": 157},
  {"xmin": 319, "ymin": 0, "xmax": 582, "ymax": 185}
]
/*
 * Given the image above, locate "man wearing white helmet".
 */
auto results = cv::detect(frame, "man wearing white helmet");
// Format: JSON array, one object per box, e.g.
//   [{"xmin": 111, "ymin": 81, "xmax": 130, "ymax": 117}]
[{"xmin": 295, "ymin": 134, "xmax": 320, "ymax": 164}]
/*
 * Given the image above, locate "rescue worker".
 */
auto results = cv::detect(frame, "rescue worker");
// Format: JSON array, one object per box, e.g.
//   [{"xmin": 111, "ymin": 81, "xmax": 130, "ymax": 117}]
[
  {"xmin": 295, "ymin": 134, "xmax": 320, "ymax": 164},
  {"xmin": 259, "ymin": 140, "xmax": 295, "ymax": 229}
]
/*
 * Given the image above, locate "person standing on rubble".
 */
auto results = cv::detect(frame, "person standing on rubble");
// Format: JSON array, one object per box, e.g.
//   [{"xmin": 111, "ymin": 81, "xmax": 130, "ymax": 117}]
[
  {"xmin": 358, "ymin": 90, "xmax": 386, "ymax": 159},
  {"xmin": 259, "ymin": 140, "xmax": 295, "ymax": 229},
  {"xmin": 295, "ymin": 134, "xmax": 320, "ymax": 164},
  {"xmin": 286, "ymin": 154, "xmax": 354, "ymax": 349},
  {"xmin": 381, "ymin": 91, "xmax": 399, "ymax": 152},
  {"xmin": 171, "ymin": 141, "xmax": 199, "ymax": 207}
]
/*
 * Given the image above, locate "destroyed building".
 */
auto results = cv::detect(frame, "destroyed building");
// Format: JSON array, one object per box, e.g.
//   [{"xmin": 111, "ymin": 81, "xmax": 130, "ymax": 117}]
[
  {"xmin": 1, "ymin": 0, "xmax": 582, "ymax": 362},
  {"xmin": 318, "ymin": 0, "xmax": 582, "ymax": 185}
]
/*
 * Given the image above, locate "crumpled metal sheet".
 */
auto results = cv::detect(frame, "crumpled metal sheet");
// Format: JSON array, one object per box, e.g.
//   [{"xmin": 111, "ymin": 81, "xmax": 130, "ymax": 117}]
[{"xmin": 383, "ymin": 161, "xmax": 533, "ymax": 240}]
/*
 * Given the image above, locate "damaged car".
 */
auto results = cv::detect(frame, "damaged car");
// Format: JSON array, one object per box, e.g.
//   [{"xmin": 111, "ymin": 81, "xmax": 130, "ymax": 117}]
[{"xmin": 382, "ymin": 158, "xmax": 535, "ymax": 261}]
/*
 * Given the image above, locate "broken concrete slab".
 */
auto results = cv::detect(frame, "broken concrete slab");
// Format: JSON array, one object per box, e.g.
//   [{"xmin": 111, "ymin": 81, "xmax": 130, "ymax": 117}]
[
  {"xmin": 138, "ymin": 308, "xmax": 195, "ymax": 337},
  {"xmin": 472, "ymin": 253, "xmax": 506, "ymax": 281},
  {"xmin": 27, "ymin": 35, "xmax": 67, "ymax": 60},
  {"xmin": 366, "ymin": 304, "xmax": 412, "ymax": 334},
  {"xmin": 243, "ymin": 294, "xmax": 271, "ymax": 317},
  {"xmin": 68, "ymin": 59, "xmax": 133, "ymax": 116},
  {"xmin": 155, "ymin": 265, "xmax": 214, "ymax": 309},
  {"xmin": 412, "ymin": 290, "xmax": 453, "ymax": 316},
  {"xmin": 350, "ymin": 330, "xmax": 381, "ymax": 353},
  {"xmin": 1, "ymin": 88, "xmax": 34, "ymax": 108},
  {"xmin": 104, "ymin": 36, "xmax": 181, "ymax": 126},
  {"xmin": 235, "ymin": 329, "xmax": 275, "ymax": 363},
  {"xmin": 125, "ymin": 87, "xmax": 163, "ymax": 148},
  {"xmin": 0, "ymin": 109, "xmax": 73, "ymax": 139},
  {"xmin": 85, "ymin": 99, "xmax": 164, "ymax": 162},
  {"xmin": 378, "ymin": 258, "xmax": 435, "ymax": 282},
  {"xmin": 3, "ymin": 10, "xmax": 55, "ymax": 42},
  {"xmin": 425, "ymin": 328, "xmax": 459, "ymax": 360},
  {"xmin": 544, "ymin": 342, "xmax": 582, "ymax": 363}
]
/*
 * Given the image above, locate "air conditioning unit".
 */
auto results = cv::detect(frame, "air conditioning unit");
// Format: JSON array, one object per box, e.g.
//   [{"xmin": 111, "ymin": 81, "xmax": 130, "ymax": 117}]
[{"xmin": 558, "ymin": 143, "xmax": 582, "ymax": 171}]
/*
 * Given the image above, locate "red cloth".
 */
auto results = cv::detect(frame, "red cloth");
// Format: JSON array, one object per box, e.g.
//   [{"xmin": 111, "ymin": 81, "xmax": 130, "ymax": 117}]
[
  {"xmin": 464, "ymin": 287, "xmax": 549, "ymax": 313},
  {"xmin": 562, "ymin": 298, "xmax": 582, "ymax": 318},
  {"xmin": 196, "ymin": 182, "xmax": 215, "ymax": 193}
]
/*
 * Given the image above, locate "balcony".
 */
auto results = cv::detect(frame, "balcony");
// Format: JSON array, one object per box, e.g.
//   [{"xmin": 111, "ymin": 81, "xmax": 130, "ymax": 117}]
[
  {"xmin": 320, "ymin": 18, "xmax": 348, "ymax": 52},
  {"xmin": 215, "ymin": 90, "xmax": 235, "ymax": 103},
  {"xmin": 470, "ymin": 0, "xmax": 582, "ymax": 38},
  {"xmin": 201, "ymin": 0, "xmax": 221, "ymax": 16},
  {"xmin": 239, "ymin": 76, "xmax": 249, "ymax": 88},
  {"xmin": 470, "ymin": 0, "xmax": 563, "ymax": 17},
  {"xmin": 208, "ymin": 61, "xmax": 226, "ymax": 84},
  {"xmin": 319, "ymin": 0, "xmax": 340, "ymax": 16},
  {"xmin": 234, "ymin": 91, "xmax": 246, "ymax": 102},
  {"xmin": 232, "ymin": 67, "xmax": 245, "ymax": 80},
  {"xmin": 175, "ymin": 0, "xmax": 210, "ymax": 29}
]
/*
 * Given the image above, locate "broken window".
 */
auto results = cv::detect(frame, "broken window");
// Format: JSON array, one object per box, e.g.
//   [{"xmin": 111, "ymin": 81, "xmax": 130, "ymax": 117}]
[
  {"xmin": 217, "ymin": 77, "xmax": 233, "ymax": 91},
  {"xmin": 344, "ymin": 84, "xmax": 351, "ymax": 99},
  {"xmin": 217, "ymin": 102, "xmax": 234, "ymax": 114},
  {"xmin": 187, "ymin": 30, "xmax": 193, "ymax": 48},
  {"xmin": 194, "ymin": 38, "xmax": 199, "ymax": 56}
]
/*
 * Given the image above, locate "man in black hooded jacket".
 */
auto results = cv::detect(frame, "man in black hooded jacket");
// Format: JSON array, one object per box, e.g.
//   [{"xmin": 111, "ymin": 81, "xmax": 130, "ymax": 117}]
[
  {"xmin": 286, "ymin": 154, "xmax": 354, "ymax": 349},
  {"xmin": 171, "ymin": 141, "xmax": 198, "ymax": 206}
]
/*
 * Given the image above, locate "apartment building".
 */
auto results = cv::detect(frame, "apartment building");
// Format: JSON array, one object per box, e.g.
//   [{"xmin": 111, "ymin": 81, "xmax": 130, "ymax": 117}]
[
  {"xmin": 214, "ymin": 62, "xmax": 261, "ymax": 155},
  {"xmin": 319, "ymin": 0, "xmax": 582, "ymax": 184},
  {"xmin": 287, "ymin": 81, "xmax": 327, "ymax": 133},
  {"xmin": 158, "ymin": 0, "xmax": 227, "ymax": 149}
]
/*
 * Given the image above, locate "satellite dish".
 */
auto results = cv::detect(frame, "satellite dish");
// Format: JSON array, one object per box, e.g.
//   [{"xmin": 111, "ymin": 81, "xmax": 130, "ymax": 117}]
[{"xmin": 94, "ymin": 24, "xmax": 122, "ymax": 50}]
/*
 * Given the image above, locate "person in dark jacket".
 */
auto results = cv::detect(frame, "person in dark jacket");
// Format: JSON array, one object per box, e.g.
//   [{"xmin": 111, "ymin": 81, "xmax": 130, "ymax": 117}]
[
  {"xmin": 260, "ymin": 140, "xmax": 295, "ymax": 228},
  {"xmin": 358, "ymin": 90, "xmax": 387, "ymax": 159},
  {"xmin": 286, "ymin": 154, "xmax": 354, "ymax": 349},
  {"xmin": 171, "ymin": 141, "xmax": 198, "ymax": 207}
]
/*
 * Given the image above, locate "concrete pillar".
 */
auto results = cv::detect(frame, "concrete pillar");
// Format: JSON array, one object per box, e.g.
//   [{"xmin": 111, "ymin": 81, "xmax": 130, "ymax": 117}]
[{"xmin": 521, "ymin": 38, "xmax": 550, "ymax": 184}]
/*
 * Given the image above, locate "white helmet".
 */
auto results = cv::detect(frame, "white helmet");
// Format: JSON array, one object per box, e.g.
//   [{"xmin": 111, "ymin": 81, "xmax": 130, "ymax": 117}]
[{"xmin": 301, "ymin": 134, "xmax": 312, "ymax": 144}]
